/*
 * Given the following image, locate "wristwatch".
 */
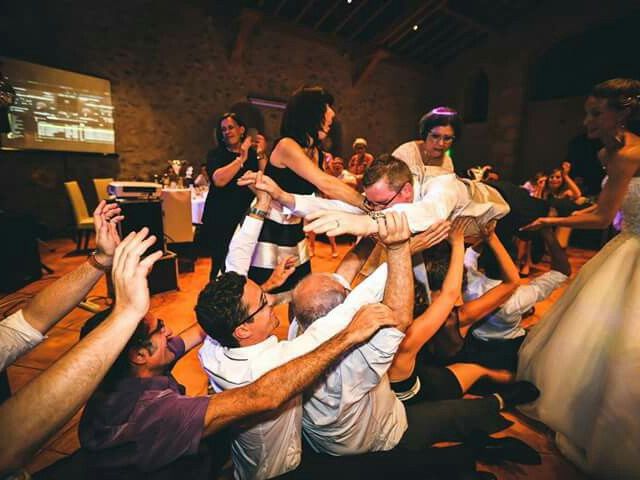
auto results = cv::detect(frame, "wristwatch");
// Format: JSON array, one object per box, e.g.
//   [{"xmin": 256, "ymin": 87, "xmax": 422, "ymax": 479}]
[
  {"xmin": 249, "ymin": 206, "xmax": 269, "ymax": 219},
  {"xmin": 88, "ymin": 251, "xmax": 111, "ymax": 272}
]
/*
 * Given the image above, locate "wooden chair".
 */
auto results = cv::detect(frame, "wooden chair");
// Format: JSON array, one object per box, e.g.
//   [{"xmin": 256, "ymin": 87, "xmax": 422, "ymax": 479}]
[
  {"xmin": 64, "ymin": 181, "xmax": 93, "ymax": 251},
  {"xmin": 93, "ymin": 177, "xmax": 114, "ymax": 203}
]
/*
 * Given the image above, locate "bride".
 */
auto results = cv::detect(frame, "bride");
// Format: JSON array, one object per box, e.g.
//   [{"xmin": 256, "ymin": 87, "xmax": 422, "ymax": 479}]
[{"xmin": 518, "ymin": 78, "xmax": 640, "ymax": 479}]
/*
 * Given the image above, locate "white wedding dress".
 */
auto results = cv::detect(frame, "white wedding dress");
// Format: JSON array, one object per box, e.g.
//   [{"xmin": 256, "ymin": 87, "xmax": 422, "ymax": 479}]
[{"xmin": 518, "ymin": 177, "xmax": 640, "ymax": 479}]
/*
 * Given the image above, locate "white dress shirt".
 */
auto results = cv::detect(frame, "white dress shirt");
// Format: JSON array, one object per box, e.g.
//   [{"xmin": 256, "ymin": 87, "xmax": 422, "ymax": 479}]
[
  {"xmin": 294, "ymin": 318, "xmax": 407, "ymax": 455},
  {"xmin": 199, "ymin": 216, "xmax": 394, "ymax": 479},
  {"xmin": 290, "ymin": 173, "xmax": 509, "ymax": 235},
  {"xmin": 463, "ymin": 247, "xmax": 569, "ymax": 340},
  {"xmin": 0, "ymin": 309, "xmax": 45, "ymax": 372}
]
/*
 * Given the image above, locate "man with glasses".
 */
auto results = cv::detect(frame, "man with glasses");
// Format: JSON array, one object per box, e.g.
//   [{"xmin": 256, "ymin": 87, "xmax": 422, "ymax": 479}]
[{"xmin": 196, "ymin": 178, "xmax": 416, "ymax": 478}]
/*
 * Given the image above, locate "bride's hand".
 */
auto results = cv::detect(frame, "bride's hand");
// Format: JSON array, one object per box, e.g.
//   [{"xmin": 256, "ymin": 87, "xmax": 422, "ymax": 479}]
[{"xmin": 520, "ymin": 217, "xmax": 551, "ymax": 232}]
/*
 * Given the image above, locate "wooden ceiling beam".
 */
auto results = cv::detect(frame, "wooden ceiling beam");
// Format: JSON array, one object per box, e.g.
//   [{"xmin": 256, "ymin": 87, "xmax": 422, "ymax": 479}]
[
  {"xmin": 410, "ymin": 16, "xmax": 461, "ymax": 57},
  {"xmin": 230, "ymin": 8, "xmax": 263, "ymax": 64},
  {"xmin": 387, "ymin": 0, "xmax": 446, "ymax": 48},
  {"xmin": 371, "ymin": 0, "xmax": 435, "ymax": 47},
  {"xmin": 394, "ymin": 13, "xmax": 444, "ymax": 54},
  {"xmin": 273, "ymin": 0, "xmax": 289, "ymax": 16},
  {"xmin": 347, "ymin": 0, "xmax": 393, "ymax": 40},
  {"xmin": 441, "ymin": 6, "xmax": 494, "ymax": 33},
  {"xmin": 334, "ymin": 0, "xmax": 368, "ymax": 34},
  {"xmin": 314, "ymin": 0, "xmax": 342, "ymax": 29},
  {"xmin": 294, "ymin": 0, "xmax": 316, "ymax": 23},
  {"xmin": 427, "ymin": 26, "xmax": 476, "ymax": 64}
]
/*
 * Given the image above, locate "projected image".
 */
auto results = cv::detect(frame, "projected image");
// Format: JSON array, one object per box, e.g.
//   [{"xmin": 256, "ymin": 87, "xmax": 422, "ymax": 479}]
[{"xmin": 1, "ymin": 57, "xmax": 115, "ymax": 154}]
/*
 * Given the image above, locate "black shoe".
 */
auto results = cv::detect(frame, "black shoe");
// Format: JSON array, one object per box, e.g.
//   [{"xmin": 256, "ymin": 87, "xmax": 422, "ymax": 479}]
[
  {"xmin": 476, "ymin": 436, "xmax": 542, "ymax": 465},
  {"xmin": 496, "ymin": 381, "xmax": 540, "ymax": 409}
]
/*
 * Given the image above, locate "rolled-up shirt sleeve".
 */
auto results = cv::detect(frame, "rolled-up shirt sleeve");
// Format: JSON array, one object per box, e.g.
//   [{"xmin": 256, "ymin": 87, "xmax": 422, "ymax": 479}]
[
  {"xmin": 290, "ymin": 194, "xmax": 363, "ymax": 217},
  {"xmin": 225, "ymin": 216, "xmax": 264, "ymax": 275},
  {"xmin": 0, "ymin": 309, "xmax": 45, "ymax": 372},
  {"xmin": 387, "ymin": 175, "xmax": 462, "ymax": 233},
  {"xmin": 500, "ymin": 270, "xmax": 569, "ymax": 317}
]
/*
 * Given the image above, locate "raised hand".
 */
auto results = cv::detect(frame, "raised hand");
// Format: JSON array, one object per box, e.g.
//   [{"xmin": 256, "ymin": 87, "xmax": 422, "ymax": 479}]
[
  {"xmin": 111, "ymin": 228, "xmax": 164, "ymax": 319},
  {"xmin": 238, "ymin": 170, "xmax": 282, "ymax": 197},
  {"xmin": 344, "ymin": 303, "xmax": 397, "ymax": 344},
  {"xmin": 94, "ymin": 200, "xmax": 124, "ymax": 267},
  {"xmin": 377, "ymin": 212, "xmax": 411, "ymax": 249},
  {"xmin": 262, "ymin": 255, "xmax": 297, "ymax": 292},
  {"xmin": 238, "ymin": 136, "xmax": 253, "ymax": 166},
  {"xmin": 448, "ymin": 216, "xmax": 475, "ymax": 244},
  {"xmin": 304, "ymin": 210, "xmax": 376, "ymax": 237},
  {"xmin": 409, "ymin": 220, "xmax": 451, "ymax": 254}
]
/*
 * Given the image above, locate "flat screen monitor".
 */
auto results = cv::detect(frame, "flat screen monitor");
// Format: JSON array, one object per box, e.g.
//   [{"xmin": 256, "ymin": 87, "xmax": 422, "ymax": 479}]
[{"xmin": 0, "ymin": 57, "xmax": 115, "ymax": 154}]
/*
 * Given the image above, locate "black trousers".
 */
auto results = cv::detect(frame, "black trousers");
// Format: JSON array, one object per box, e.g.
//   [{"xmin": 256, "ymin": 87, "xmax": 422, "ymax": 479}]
[{"xmin": 455, "ymin": 334, "xmax": 527, "ymax": 372}]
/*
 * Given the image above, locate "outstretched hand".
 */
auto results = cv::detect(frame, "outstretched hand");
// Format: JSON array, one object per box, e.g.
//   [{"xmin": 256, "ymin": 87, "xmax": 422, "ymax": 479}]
[
  {"xmin": 345, "ymin": 303, "xmax": 396, "ymax": 344},
  {"xmin": 94, "ymin": 200, "xmax": 124, "ymax": 267},
  {"xmin": 448, "ymin": 216, "xmax": 475, "ymax": 244},
  {"xmin": 304, "ymin": 210, "xmax": 376, "ymax": 237},
  {"xmin": 520, "ymin": 217, "xmax": 551, "ymax": 232},
  {"xmin": 238, "ymin": 170, "xmax": 281, "ymax": 198},
  {"xmin": 111, "ymin": 228, "xmax": 164, "ymax": 319}
]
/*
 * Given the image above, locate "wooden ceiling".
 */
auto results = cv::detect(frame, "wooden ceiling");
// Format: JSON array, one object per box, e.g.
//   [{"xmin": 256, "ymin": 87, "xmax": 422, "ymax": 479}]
[{"xmin": 216, "ymin": 0, "xmax": 543, "ymax": 68}]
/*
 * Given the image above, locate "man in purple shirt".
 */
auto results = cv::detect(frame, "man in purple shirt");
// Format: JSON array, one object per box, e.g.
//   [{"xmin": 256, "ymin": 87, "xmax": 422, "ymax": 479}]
[{"xmin": 77, "ymin": 293, "xmax": 400, "ymax": 475}]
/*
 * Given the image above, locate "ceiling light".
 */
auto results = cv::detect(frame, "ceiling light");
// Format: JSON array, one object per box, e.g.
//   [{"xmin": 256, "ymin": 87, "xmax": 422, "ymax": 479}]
[{"xmin": 413, "ymin": 24, "xmax": 419, "ymax": 31}]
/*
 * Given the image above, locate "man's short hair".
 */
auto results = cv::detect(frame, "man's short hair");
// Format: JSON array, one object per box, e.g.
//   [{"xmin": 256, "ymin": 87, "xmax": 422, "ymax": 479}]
[
  {"xmin": 362, "ymin": 154, "xmax": 412, "ymax": 191},
  {"xmin": 291, "ymin": 275, "xmax": 347, "ymax": 331},
  {"xmin": 195, "ymin": 272, "xmax": 248, "ymax": 348},
  {"xmin": 81, "ymin": 307, "xmax": 155, "ymax": 391}
]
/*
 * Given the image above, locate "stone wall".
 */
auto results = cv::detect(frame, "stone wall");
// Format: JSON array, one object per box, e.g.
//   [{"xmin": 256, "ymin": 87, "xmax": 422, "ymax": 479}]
[{"xmin": 0, "ymin": 0, "xmax": 433, "ymax": 232}]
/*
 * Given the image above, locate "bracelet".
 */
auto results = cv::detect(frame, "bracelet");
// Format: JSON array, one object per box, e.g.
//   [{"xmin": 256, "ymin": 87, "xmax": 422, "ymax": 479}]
[
  {"xmin": 88, "ymin": 251, "xmax": 111, "ymax": 272},
  {"xmin": 249, "ymin": 206, "xmax": 269, "ymax": 219}
]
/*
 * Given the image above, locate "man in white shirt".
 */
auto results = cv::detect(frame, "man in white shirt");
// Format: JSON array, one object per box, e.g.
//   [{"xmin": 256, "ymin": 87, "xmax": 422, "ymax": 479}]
[
  {"xmin": 196, "ymin": 183, "xmax": 412, "ymax": 479},
  {"xmin": 459, "ymin": 227, "xmax": 571, "ymax": 371}
]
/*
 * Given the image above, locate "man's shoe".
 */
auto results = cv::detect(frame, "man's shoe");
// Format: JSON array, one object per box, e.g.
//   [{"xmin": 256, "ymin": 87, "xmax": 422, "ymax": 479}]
[
  {"xmin": 496, "ymin": 381, "xmax": 540, "ymax": 409},
  {"xmin": 476, "ymin": 436, "xmax": 542, "ymax": 465}
]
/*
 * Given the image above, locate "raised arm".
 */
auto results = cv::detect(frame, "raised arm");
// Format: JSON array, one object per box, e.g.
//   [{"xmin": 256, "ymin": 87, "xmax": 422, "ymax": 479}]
[
  {"xmin": 0, "ymin": 230, "xmax": 163, "ymax": 476},
  {"xmin": 388, "ymin": 217, "xmax": 469, "ymax": 381},
  {"xmin": 272, "ymin": 138, "xmax": 365, "ymax": 207},
  {"xmin": 377, "ymin": 212, "xmax": 414, "ymax": 332},
  {"xmin": 522, "ymin": 151, "xmax": 639, "ymax": 230},
  {"xmin": 202, "ymin": 302, "xmax": 396, "ymax": 437},
  {"xmin": 212, "ymin": 137, "xmax": 253, "ymax": 188},
  {"xmin": 21, "ymin": 201, "xmax": 122, "ymax": 335},
  {"xmin": 561, "ymin": 162, "xmax": 583, "ymax": 199},
  {"xmin": 334, "ymin": 236, "xmax": 377, "ymax": 285},
  {"xmin": 457, "ymin": 230, "xmax": 520, "ymax": 329}
]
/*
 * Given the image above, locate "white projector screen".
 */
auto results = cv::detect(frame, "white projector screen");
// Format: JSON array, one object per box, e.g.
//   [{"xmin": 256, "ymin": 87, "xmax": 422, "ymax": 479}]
[{"xmin": 0, "ymin": 57, "xmax": 115, "ymax": 154}]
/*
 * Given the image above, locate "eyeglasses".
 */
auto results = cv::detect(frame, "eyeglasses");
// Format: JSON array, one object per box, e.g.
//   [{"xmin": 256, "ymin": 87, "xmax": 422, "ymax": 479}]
[
  {"xmin": 131, "ymin": 318, "xmax": 165, "ymax": 349},
  {"xmin": 242, "ymin": 291, "xmax": 269, "ymax": 324},
  {"xmin": 427, "ymin": 132, "xmax": 455, "ymax": 144},
  {"xmin": 363, "ymin": 183, "xmax": 407, "ymax": 210}
]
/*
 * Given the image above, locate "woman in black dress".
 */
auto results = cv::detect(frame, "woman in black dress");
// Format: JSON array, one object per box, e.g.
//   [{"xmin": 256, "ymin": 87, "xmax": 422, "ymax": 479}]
[
  {"xmin": 201, "ymin": 112, "xmax": 267, "ymax": 279},
  {"xmin": 247, "ymin": 86, "xmax": 365, "ymax": 292}
]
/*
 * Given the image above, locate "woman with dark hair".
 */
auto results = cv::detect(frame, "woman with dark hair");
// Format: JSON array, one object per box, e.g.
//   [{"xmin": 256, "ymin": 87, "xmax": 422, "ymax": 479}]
[
  {"xmin": 201, "ymin": 112, "xmax": 267, "ymax": 279},
  {"xmin": 392, "ymin": 106, "xmax": 461, "ymax": 181},
  {"xmin": 246, "ymin": 86, "xmax": 365, "ymax": 292},
  {"xmin": 519, "ymin": 78, "xmax": 640, "ymax": 478}
]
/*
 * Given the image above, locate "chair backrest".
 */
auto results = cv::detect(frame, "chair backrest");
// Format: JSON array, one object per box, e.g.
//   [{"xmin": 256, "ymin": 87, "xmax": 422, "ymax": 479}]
[
  {"xmin": 64, "ymin": 181, "xmax": 90, "ymax": 224},
  {"xmin": 93, "ymin": 177, "xmax": 114, "ymax": 203},
  {"xmin": 161, "ymin": 189, "xmax": 194, "ymax": 243}
]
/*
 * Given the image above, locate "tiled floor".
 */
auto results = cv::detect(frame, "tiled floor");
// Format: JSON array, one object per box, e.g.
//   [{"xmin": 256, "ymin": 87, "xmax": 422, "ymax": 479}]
[{"xmin": 3, "ymin": 237, "xmax": 595, "ymax": 479}]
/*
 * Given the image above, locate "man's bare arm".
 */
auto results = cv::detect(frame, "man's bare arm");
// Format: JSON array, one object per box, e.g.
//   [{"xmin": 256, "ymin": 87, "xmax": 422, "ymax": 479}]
[
  {"xmin": 0, "ymin": 229, "xmax": 163, "ymax": 476},
  {"xmin": 22, "ymin": 201, "xmax": 123, "ymax": 334},
  {"xmin": 203, "ymin": 302, "xmax": 396, "ymax": 437},
  {"xmin": 377, "ymin": 212, "xmax": 413, "ymax": 332}
]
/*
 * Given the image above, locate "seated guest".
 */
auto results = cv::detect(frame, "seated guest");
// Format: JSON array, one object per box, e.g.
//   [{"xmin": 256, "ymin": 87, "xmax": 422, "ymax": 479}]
[
  {"xmin": 194, "ymin": 163, "xmax": 210, "ymax": 187},
  {"xmin": 458, "ymin": 226, "xmax": 571, "ymax": 371},
  {"xmin": 348, "ymin": 137, "xmax": 373, "ymax": 187},
  {"xmin": 0, "ymin": 200, "xmax": 122, "ymax": 373},
  {"xmin": 78, "ymin": 264, "xmax": 393, "ymax": 474},
  {"xmin": 290, "ymin": 216, "xmax": 540, "ymax": 464},
  {"xmin": 392, "ymin": 107, "xmax": 458, "ymax": 179},
  {"xmin": 327, "ymin": 156, "xmax": 358, "ymax": 190},
  {"xmin": 0, "ymin": 229, "xmax": 163, "ymax": 476},
  {"xmin": 388, "ymin": 218, "xmax": 534, "ymax": 403},
  {"xmin": 196, "ymin": 203, "xmax": 413, "ymax": 478}
]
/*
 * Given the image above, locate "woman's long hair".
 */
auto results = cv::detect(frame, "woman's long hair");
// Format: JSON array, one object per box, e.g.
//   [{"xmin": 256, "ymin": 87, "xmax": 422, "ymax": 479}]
[{"xmin": 281, "ymin": 85, "xmax": 334, "ymax": 148}]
